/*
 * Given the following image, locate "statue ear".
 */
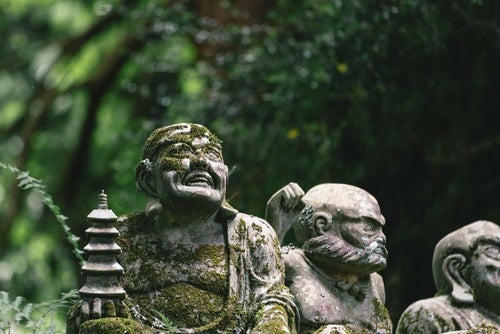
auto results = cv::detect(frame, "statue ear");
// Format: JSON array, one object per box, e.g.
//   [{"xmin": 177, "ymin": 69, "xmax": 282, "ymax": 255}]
[
  {"xmin": 136, "ymin": 159, "xmax": 158, "ymax": 197},
  {"xmin": 443, "ymin": 254, "xmax": 474, "ymax": 304},
  {"xmin": 136, "ymin": 159, "xmax": 162, "ymax": 218},
  {"xmin": 313, "ymin": 213, "xmax": 332, "ymax": 236}
]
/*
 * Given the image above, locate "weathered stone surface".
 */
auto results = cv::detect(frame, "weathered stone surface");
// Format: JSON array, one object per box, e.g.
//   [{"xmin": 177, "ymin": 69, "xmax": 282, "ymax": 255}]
[
  {"xmin": 266, "ymin": 183, "xmax": 392, "ymax": 334},
  {"xmin": 68, "ymin": 123, "xmax": 297, "ymax": 333},
  {"xmin": 444, "ymin": 321, "xmax": 500, "ymax": 334},
  {"xmin": 396, "ymin": 221, "xmax": 500, "ymax": 334}
]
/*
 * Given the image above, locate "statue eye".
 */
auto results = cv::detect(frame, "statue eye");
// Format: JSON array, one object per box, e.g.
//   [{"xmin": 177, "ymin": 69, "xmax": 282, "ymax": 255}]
[
  {"xmin": 484, "ymin": 246, "xmax": 500, "ymax": 260},
  {"xmin": 363, "ymin": 222, "xmax": 378, "ymax": 233},
  {"xmin": 204, "ymin": 148, "xmax": 222, "ymax": 161},
  {"xmin": 166, "ymin": 143, "xmax": 193, "ymax": 157}
]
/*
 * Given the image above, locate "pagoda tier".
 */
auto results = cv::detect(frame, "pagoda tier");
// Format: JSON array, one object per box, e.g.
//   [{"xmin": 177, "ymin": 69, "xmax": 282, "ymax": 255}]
[{"xmin": 79, "ymin": 191, "xmax": 126, "ymax": 300}]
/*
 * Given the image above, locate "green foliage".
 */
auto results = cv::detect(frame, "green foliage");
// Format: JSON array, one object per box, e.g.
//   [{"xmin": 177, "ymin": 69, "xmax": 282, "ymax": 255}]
[
  {"xmin": 0, "ymin": 289, "xmax": 79, "ymax": 334},
  {"xmin": 151, "ymin": 309, "xmax": 178, "ymax": 333},
  {"xmin": 0, "ymin": 162, "xmax": 84, "ymax": 265}
]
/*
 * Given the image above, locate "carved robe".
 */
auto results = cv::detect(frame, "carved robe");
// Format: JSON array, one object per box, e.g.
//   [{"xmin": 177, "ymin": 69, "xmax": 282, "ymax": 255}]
[{"xmin": 117, "ymin": 211, "xmax": 297, "ymax": 334}]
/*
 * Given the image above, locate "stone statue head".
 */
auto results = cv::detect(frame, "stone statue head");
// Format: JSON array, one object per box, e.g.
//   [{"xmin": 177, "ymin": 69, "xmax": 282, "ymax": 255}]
[
  {"xmin": 296, "ymin": 183, "xmax": 387, "ymax": 276},
  {"xmin": 135, "ymin": 123, "xmax": 231, "ymax": 220},
  {"xmin": 432, "ymin": 220, "xmax": 500, "ymax": 311}
]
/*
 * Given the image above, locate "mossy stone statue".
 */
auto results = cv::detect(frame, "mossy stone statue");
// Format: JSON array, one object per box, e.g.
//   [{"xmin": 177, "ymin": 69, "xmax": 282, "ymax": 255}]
[
  {"xmin": 266, "ymin": 183, "xmax": 392, "ymax": 334},
  {"xmin": 67, "ymin": 123, "xmax": 297, "ymax": 334},
  {"xmin": 396, "ymin": 221, "xmax": 500, "ymax": 333}
]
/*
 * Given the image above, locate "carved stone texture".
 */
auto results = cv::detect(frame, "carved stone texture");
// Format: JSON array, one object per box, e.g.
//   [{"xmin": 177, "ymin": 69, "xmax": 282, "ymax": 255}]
[
  {"xmin": 266, "ymin": 183, "xmax": 392, "ymax": 334},
  {"xmin": 72, "ymin": 123, "xmax": 297, "ymax": 334},
  {"xmin": 79, "ymin": 191, "xmax": 125, "ymax": 303},
  {"xmin": 396, "ymin": 221, "xmax": 500, "ymax": 334}
]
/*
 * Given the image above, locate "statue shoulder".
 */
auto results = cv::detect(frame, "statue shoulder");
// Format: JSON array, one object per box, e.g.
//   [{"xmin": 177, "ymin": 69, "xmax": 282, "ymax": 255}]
[
  {"xmin": 232, "ymin": 213, "xmax": 278, "ymax": 238},
  {"xmin": 396, "ymin": 296, "xmax": 459, "ymax": 334},
  {"xmin": 117, "ymin": 211, "xmax": 149, "ymax": 235},
  {"xmin": 370, "ymin": 272, "xmax": 386, "ymax": 302},
  {"xmin": 282, "ymin": 247, "xmax": 309, "ymax": 278}
]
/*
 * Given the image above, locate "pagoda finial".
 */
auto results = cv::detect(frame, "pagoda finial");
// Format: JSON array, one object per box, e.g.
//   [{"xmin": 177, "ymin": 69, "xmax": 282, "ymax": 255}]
[{"xmin": 98, "ymin": 190, "xmax": 108, "ymax": 209}]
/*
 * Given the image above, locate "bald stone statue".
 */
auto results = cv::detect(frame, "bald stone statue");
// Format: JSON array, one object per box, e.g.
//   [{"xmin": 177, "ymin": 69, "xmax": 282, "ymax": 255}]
[
  {"xmin": 69, "ymin": 123, "xmax": 297, "ymax": 333},
  {"xmin": 266, "ymin": 183, "xmax": 392, "ymax": 334},
  {"xmin": 396, "ymin": 220, "xmax": 500, "ymax": 334}
]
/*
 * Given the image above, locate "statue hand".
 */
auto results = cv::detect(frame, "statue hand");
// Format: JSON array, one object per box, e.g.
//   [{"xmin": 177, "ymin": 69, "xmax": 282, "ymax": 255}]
[
  {"xmin": 270, "ymin": 182, "xmax": 305, "ymax": 212},
  {"xmin": 266, "ymin": 182, "xmax": 304, "ymax": 216},
  {"xmin": 265, "ymin": 182, "xmax": 305, "ymax": 243}
]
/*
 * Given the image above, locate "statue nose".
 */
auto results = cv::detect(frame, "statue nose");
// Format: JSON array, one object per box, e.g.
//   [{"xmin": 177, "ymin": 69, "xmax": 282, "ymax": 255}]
[
  {"xmin": 190, "ymin": 153, "xmax": 209, "ymax": 170},
  {"xmin": 375, "ymin": 235, "xmax": 386, "ymax": 245}
]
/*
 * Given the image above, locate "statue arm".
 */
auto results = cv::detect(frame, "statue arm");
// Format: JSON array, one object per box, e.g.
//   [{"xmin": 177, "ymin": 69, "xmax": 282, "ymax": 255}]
[
  {"xmin": 246, "ymin": 217, "xmax": 299, "ymax": 334},
  {"xmin": 265, "ymin": 182, "xmax": 305, "ymax": 243}
]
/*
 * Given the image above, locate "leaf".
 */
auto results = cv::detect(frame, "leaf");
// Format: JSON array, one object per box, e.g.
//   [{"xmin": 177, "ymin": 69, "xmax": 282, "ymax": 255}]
[
  {"xmin": 18, "ymin": 177, "xmax": 34, "ymax": 190},
  {"xmin": 12, "ymin": 296, "xmax": 23, "ymax": 310},
  {"xmin": 69, "ymin": 235, "xmax": 80, "ymax": 243}
]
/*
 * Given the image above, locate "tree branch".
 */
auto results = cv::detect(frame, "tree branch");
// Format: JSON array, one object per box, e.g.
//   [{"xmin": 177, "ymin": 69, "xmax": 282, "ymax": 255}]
[
  {"xmin": 452, "ymin": 3, "xmax": 500, "ymax": 37},
  {"xmin": 60, "ymin": 34, "xmax": 146, "ymax": 209}
]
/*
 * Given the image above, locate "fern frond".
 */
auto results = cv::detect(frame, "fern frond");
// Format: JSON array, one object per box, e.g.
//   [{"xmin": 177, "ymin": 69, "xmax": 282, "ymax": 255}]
[{"xmin": 0, "ymin": 162, "xmax": 85, "ymax": 265}]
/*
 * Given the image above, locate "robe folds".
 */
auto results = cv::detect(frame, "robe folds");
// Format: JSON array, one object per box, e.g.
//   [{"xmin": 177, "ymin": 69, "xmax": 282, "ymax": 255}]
[{"xmin": 117, "ymin": 210, "xmax": 298, "ymax": 334}]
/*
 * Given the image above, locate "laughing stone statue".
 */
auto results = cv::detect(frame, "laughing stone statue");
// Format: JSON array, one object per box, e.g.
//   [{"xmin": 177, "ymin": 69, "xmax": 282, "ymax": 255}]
[
  {"xmin": 396, "ymin": 220, "xmax": 500, "ymax": 334},
  {"xmin": 69, "ymin": 123, "xmax": 297, "ymax": 334},
  {"xmin": 266, "ymin": 183, "xmax": 392, "ymax": 334}
]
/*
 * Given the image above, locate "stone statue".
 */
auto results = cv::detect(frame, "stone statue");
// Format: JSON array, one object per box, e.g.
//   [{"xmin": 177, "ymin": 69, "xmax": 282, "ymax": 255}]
[
  {"xmin": 396, "ymin": 220, "xmax": 500, "ymax": 334},
  {"xmin": 68, "ymin": 123, "xmax": 297, "ymax": 333},
  {"xmin": 266, "ymin": 182, "xmax": 392, "ymax": 334}
]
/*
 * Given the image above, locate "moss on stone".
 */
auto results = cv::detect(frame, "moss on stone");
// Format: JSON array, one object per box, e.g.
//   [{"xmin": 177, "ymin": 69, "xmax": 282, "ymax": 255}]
[
  {"xmin": 316, "ymin": 325, "xmax": 348, "ymax": 334},
  {"xmin": 466, "ymin": 321, "xmax": 499, "ymax": 334},
  {"xmin": 370, "ymin": 298, "xmax": 392, "ymax": 333},
  {"xmin": 159, "ymin": 157, "xmax": 186, "ymax": 173},
  {"xmin": 252, "ymin": 304, "xmax": 290, "ymax": 334},
  {"xmin": 237, "ymin": 218, "xmax": 248, "ymax": 238},
  {"xmin": 79, "ymin": 317, "xmax": 147, "ymax": 334},
  {"xmin": 341, "ymin": 324, "xmax": 371, "ymax": 334},
  {"xmin": 133, "ymin": 282, "xmax": 225, "ymax": 329},
  {"xmin": 101, "ymin": 300, "xmax": 117, "ymax": 317},
  {"xmin": 251, "ymin": 222, "xmax": 263, "ymax": 233}
]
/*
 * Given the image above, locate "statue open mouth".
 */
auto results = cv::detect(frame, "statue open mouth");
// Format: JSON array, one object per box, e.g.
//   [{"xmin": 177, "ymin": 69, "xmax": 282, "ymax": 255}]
[{"xmin": 183, "ymin": 171, "xmax": 214, "ymax": 188}]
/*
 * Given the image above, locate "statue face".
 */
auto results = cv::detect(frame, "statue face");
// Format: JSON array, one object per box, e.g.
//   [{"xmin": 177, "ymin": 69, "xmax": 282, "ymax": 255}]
[
  {"xmin": 468, "ymin": 241, "xmax": 500, "ymax": 312},
  {"xmin": 303, "ymin": 209, "xmax": 387, "ymax": 276},
  {"xmin": 152, "ymin": 125, "xmax": 228, "ymax": 212},
  {"xmin": 339, "ymin": 217, "xmax": 387, "ymax": 268}
]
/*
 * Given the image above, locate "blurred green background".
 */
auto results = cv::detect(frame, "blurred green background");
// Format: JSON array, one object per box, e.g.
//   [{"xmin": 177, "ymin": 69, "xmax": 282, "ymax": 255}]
[{"xmin": 1, "ymin": 0, "xmax": 500, "ymax": 331}]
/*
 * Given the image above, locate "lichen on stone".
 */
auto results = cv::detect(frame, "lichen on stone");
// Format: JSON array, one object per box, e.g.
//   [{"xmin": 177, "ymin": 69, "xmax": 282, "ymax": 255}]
[{"xmin": 465, "ymin": 321, "xmax": 499, "ymax": 334}]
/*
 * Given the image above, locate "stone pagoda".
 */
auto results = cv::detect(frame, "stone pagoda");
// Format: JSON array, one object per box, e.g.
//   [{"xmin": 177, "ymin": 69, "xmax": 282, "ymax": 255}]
[{"xmin": 79, "ymin": 190, "xmax": 125, "ymax": 308}]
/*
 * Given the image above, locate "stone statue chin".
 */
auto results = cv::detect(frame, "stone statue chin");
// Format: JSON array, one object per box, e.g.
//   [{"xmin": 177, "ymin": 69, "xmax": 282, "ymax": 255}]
[
  {"xmin": 67, "ymin": 123, "xmax": 298, "ymax": 334},
  {"xmin": 266, "ymin": 182, "xmax": 392, "ymax": 334},
  {"xmin": 396, "ymin": 220, "xmax": 500, "ymax": 334}
]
